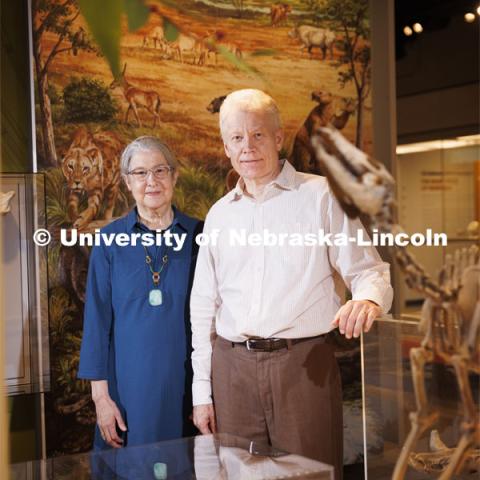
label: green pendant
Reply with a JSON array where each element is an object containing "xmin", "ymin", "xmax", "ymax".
[{"xmin": 149, "ymin": 289, "xmax": 162, "ymax": 306}]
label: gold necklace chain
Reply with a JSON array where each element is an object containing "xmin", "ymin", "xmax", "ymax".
[{"xmin": 144, "ymin": 247, "xmax": 168, "ymax": 286}]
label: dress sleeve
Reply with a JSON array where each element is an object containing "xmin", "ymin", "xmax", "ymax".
[
  {"xmin": 325, "ymin": 187, "xmax": 394, "ymax": 314},
  {"xmin": 78, "ymin": 241, "xmax": 113, "ymax": 380}
]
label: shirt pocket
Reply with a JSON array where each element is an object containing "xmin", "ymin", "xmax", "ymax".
[{"xmin": 111, "ymin": 264, "xmax": 148, "ymax": 303}]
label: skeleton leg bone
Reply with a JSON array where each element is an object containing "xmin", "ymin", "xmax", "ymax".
[
  {"xmin": 393, "ymin": 346, "xmax": 437, "ymax": 479},
  {"xmin": 438, "ymin": 433, "xmax": 475, "ymax": 479},
  {"xmin": 438, "ymin": 355, "xmax": 478, "ymax": 479}
]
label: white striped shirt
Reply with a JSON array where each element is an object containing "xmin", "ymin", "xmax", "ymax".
[{"xmin": 190, "ymin": 160, "xmax": 393, "ymax": 405}]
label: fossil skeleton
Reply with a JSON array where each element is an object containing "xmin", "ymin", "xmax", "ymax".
[
  {"xmin": 311, "ymin": 127, "xmax": 480, "ymax": 479},
  {"xmin": 408, "ymin": 430, "xmax": 480, "ymax": 475}
]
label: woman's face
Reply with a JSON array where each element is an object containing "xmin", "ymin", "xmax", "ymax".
[{"xmin": 124, "ymin": 150, "xmax": 178, "ymax": 213}]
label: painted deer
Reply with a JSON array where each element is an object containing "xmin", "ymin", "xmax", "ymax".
[
  {"xmin": 270, "ymin": 3, "xmax": 292, "ymax": 27},
  {"xmin": 197, "ymin": 30, "xmax": 243, "ymax": 66},
  {"xmin": 311, "ymin": 127, "xmax": 479, "ymax": 479},
  {"xmin": 109, "ymin": 63, "xmax": 161, "ymax": 128},
  {"xmin": 143, "ymin": 25, "xmax": 165, "ymax": 49}
]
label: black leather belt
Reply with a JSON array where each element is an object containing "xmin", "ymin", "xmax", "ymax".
[{"xmin": 231, "ymin": 334, "xmax": 326, "ymax": 352}]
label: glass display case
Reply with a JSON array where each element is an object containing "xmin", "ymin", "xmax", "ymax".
[
  {"xmin": 396, "ymin": 137, "xmax": 480, "ymax": 315},
  {"xmin": 1, "ymin": 173, "xmax": 49, "ymax": 395},
  {"xmin": 361, "ymin": 318, "xmax": 479, "ymax": 479},
  {"xmin": 11, "ymin": 433, "xmax": 334, "ymax": 479}
]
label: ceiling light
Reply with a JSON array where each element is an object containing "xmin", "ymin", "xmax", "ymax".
[
  {"xmin": 412, "ymin": 22, "xmax": 423, "ymax": 33},
  {"xmin": 477, "ymin": 6, "xmax": 480, "ymax": 15},
  {"xmin": 396, "ymin": 135, "xmax": 480, "ymax": 155},
  {"xmin": 464, "ymin": 12, "xmax": 476, "ymax": 22},
  {"xmin": 403, "ymin": 26, "xmax": 413, "ymax": 36}
]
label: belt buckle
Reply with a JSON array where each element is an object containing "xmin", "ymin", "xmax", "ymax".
[{"xmin": 246, "ymin": 339, "xmax": 257, "ymax": 351}]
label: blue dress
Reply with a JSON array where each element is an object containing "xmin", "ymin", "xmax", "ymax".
[{"xmin": 78, "ymin": 207, "xmax": 201, "ymax": 449}]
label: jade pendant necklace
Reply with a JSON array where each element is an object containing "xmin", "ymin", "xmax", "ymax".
[
  {"xmin": 138, "ymin": 211, "xmax": 173, "ymax": 306},
  {"xmin": 144, "ymin": 246, "xmax": 168, "ymax": 306}
]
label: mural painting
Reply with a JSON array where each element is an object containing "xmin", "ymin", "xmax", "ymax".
[{"xmin": 31, "ymin": 0, "xmax": 374, "ymax": 456}]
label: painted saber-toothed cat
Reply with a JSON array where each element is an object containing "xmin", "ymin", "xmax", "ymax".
[{"xmin": 61, "ymin": 127, "xmax": 122, "ymax": 230}]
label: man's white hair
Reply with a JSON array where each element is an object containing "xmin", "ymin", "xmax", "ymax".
[{"xmin": 219, "ymin": 89, "xmax": 282, "ymax": 140}]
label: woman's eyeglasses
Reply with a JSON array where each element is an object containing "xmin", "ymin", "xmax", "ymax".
[{"xmin": 127, "ymin": 165, "xmax": 174, "ymax": 181}]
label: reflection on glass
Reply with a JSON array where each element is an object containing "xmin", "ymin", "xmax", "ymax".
[{"xmin": 11, "ymin": 433, "xmax": 334, "ymax": 479}]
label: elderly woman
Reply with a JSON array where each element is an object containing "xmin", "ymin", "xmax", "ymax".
[{"xmin": 78, "ymin": 136, "xmax": 201, "ymax": 449}]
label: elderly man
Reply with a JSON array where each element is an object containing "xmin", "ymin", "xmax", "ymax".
[{"xmin": 190, "ymin": 89, "xmax": 393, "ymax": 479}]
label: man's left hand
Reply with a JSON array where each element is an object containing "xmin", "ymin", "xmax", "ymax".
[{"xmin": 332, "ymin": 300, "xmax": 382, "ymax": 339}]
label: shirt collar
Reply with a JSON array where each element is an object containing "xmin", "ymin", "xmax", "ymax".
[
  {"xmin": 227, "ymin": 159, "xmax": 297, "ymax": 202},
  {"xmin": 273, "ymin": 159, "xmax": 297, "ymax": 190},
  {"xmin": 127, "ymin": 205, "xmax": 189, "ymax": 233},
  {"xmin": 126, "ymin": 208, "xmax": 139, "ymax": 231},
  {"xmin": 172, "ymin": 206, "xmax": 192, "ymax": 232}
]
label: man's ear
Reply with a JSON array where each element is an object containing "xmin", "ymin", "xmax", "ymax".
[
  {"xmin": 275, "ymin": 128, "xmax": 284, "ymax": 152},
  {"xmin": 223, "ymin": 142, "xmax": 231, "ymax": 159}
]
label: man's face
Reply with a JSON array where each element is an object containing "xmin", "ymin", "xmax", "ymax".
[{"xmin": 223, "ymin": 110, "xmax": 284, "ymax": 185}]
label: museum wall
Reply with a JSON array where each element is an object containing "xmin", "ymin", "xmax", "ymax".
[
  {"xmin": 1, "ymin": 0, "xmax": 41, "ymax": 465},
  {"xmin": 1, "ymin": 0, "xmax": 33, "ymax": 173},
  {"xmin": 393, "ymin": 2, "xmax": 479, "ymax": 314},
  {"xmin": 396, "ymin": 5, "xmax": 479, "ymax": 142}
]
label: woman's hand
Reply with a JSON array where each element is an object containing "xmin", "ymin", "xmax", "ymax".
[{"xmin": 91, "ymin": 380, "xmax": 127, "ymax": 448}]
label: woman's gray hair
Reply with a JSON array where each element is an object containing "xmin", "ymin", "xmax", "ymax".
[
  {"xmin": 219, "ymin": 89, "xmax": 282, "ymax": 140},
  {"xmin": 120, "ymin": 136, "xmax": 179, "ymax": 174}
]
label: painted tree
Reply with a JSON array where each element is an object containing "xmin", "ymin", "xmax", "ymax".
[
  {"xmin": 301, "ymin": 0, "xmax": 328, "ymax": 25},
  {"xmin": 326, "ymin": 0, "xmax": 370, "ymax": 148},
  {"xmin": 32, "ymin": 0, "xmax": 96, "ymax": 166}
]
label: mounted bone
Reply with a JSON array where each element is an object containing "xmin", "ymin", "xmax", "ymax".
[{"xmin": 311, "ymin": 126, "xmax": 394, "ymax": 218}]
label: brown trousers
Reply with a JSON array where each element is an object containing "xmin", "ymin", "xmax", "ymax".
[{"xmin": 212, "ymin": 335, "xmax": 344, "ymax": 480}]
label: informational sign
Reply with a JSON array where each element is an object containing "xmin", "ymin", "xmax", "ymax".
[{"xmin": 397, "ymin": 145, "xmax": 479, "ymax": 305}]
